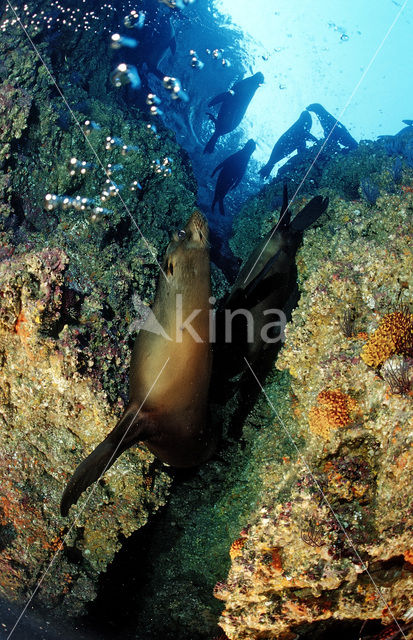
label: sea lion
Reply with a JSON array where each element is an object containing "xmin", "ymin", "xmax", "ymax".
[
  {"xmin": 260, "ymin": 111, "xmax": 317, "ymax": 179},
  {"xmin": 61, "ymin": 212, "xmax": 214, "ymax": 516},
  {"xmin": 306, "ymin": 103, "xmax": 358, "ymax": 150},
  {"xmin": 378, "ymin": 120, "xmax": 413, "ymax": 159},
  {"xmin": 214, "ymin": 185, "xmax": 328, "ymax": 379},
  {"xmin": 211, "ymin": 139, "xmax": 256, "ymax": 216},
  {"xmin": 203, "ymin": 72, "xmax": 264, "ymax": 154}
]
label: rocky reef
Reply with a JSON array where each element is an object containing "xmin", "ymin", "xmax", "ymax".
[
  {"xmin": 0, "ymin": 0, "xmax": 202, "ymax": 620},
  {"xmin": 215, "ymin": 182, "xmax": 413, "ymax": 638},
  {"xmin": 0, "ymin": 245, "xmax": 173, "ymax": 616}
]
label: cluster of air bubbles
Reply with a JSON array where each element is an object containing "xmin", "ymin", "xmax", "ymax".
[
  {"xmin": 145, "ymin": 93, "xmax": 163, "ymax": 116},
  {"xmin": 130, "ymin": 180, "xmax": 143, "ymax": 191},
  {"xmin": 110, "ymin": 63, "xmax": 141, "ymax": 89},
  {"xmin": 105, "ymin": 136, "xmax": 138, "ymax": 154},
  {"xmin": 45, "ymin": 194, "xmax": 110, "ymax": 217},
  {"xmin": 69, "ymin": 157, "xmax": 96, "ymax": 175},
  {"xmin": 146, "ymin": 93, "xmax": 162, "ymax": 106},
  {"xmin": 146, "ymin": 123, "xmax": 160, "ymax": 138},
  {"xmin": 327, "ymin": 22, "xmax": 350, "ymax": 41},
  {"xmin": 110, "ymin": 33, "xmax": 138, "ymax": 49},
  {"xmin": 189, "ymin": 50, "xmax": 204, "ymax": 70},
  {"xmin": 123, "ymin": 9, "xmax": 146, "ymax": 29},
  {"xmin": 158, "ymin": 0, "xmax": 195, "ymax": 9},
  {"xmin": 106, "ymin": 163, "xmax": 123, "ymax": 175},
  {"xmin": 44, "ymin": 111, "xmax": 171, "ymax": 227},
  {"xmin": 83, "ymin": 120, "xmax": 101, "ymax": 136},
  {"xmin": 0, "ymin": 1, "xmax": 128, "ymax": 36},
  {"xmin": 100, "ymin": 180, "xmax": 124, "ymax": 201},
  {"xmin": 205, "ymin": 48, "xmax": 230, "ymax": 67},
  {"xmin": 152, "ymin": 157, "xmax": 173, "ymax": 177},
  {"xmin": 163, "ymin": 76, "xmax": 189, "ymax": 102}
]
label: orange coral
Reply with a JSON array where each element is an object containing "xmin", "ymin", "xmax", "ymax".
[
  {"xmin": 361, "ymin": 310, "xmax": 413, "ymax": 367},
  {"xmin": 308, "ymin": 389, "xmax": 358, "ymax": 439}
]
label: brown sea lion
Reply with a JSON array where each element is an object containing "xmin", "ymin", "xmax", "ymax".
[{"xmin": 61, "ymin": 211, "xmax": 214, "ymax": 517}]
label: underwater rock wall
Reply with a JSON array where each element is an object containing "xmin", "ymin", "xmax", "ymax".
[
  {"xmin": 0, "ymin": 247, "xmax": 172, "ymax": 615},
  {"xmin": 216, "ymin": 185, "xmax": 413, "ymax": 638},
  {"xmin": 0, "ymin": 0, "xmax": 204, "ymax": 618}
]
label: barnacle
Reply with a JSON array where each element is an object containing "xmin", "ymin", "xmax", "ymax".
[
  {"xmin": 361, "ymin": 309, "xmax": 413, "ymax": 368},
  {"xmin": 308, "ymin": 389, "xmax": 358, "ymax": 440}
]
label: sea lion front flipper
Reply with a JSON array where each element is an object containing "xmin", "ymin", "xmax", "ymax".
[
  {"xmin": 208, "ymin": 91, "xmax": 231, "ymax": 107},
  {"xmin": 60, "ymin": 404, "xmax": 154, "ymax": 517}
]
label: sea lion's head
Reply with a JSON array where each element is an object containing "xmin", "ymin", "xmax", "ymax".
[
  {"xmin": 164, "ymin": 211, "xmax": 209, "ymax": 281},
  {"xmin": 306, "ymin": 103, "xmax": 323, "ymax": 114}
]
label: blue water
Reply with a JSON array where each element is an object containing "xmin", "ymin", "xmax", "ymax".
[{"xmin": 124, "ymin": 0, "xmax": 412, "ymax": 221}]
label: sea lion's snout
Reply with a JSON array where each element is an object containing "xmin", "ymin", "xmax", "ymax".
[{"xmin": 186, "ymin": 210, "xmax": 209, "ymax": 247}]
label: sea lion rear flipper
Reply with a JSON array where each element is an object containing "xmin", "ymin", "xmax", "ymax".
[
  {"xmin": 290, "ymin": 196, "xmax": 329, "ymax": 232},
  {"xmin": 60, "ymin": 404, "xmax": 154, "ymax": 517},
  {"xmin": 211, "ymin": 161, "xmax": 225, "ymax": 177},
  {"xmin": 204, "ymin": 130, "xmax": 219, "ymax": 154}
]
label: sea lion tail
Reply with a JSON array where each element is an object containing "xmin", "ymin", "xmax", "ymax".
[
  {"xmin": 203, "ymin": 130, "xmax": 218, "ymax": 154},
  {"xmin": 60, "ymin": 403, "xmax": 151, "ymax": 517}
]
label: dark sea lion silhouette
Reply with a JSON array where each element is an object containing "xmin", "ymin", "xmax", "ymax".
[
  {"xmin": 203, "ymin": 72, "xmax": 264, "ymax": 154},
  {"xmin": 259, "ymin": 110, "xmax": 317, "ymax": 179},
  {"xmin": 211, "ymin": 139, "xmax": 256, "ymax": 216},
  {"xmin": 378, "ymin": 120, "xmax": 413, "ymax": 157},
  {"xmin": 214, "ymin": 185, "xmax": 329, "ymax": 378},
  {"xmin": 306, "ymin": 103, "xmax": 358, "ymax": 150},
  {"xmin": 61, "ymin": 212, "xmax": 214, "ymax": 516}
]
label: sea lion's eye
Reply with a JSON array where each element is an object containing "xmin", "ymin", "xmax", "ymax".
[{"xmin": 177, "ymin": 229, "xmax": 186, "ymax": 239}]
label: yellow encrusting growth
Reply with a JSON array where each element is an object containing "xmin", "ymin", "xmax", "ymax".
[
  {"xmin": 360, "ymin": 310, "xmax": 413, "ymax": 368},
  {"xmin": 229, "ymin": 537, "xmax": 247, "ymax": 560},
  {"xmin": 308, "ymin": 389, "xmax": 358, "ymax": 439}
]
